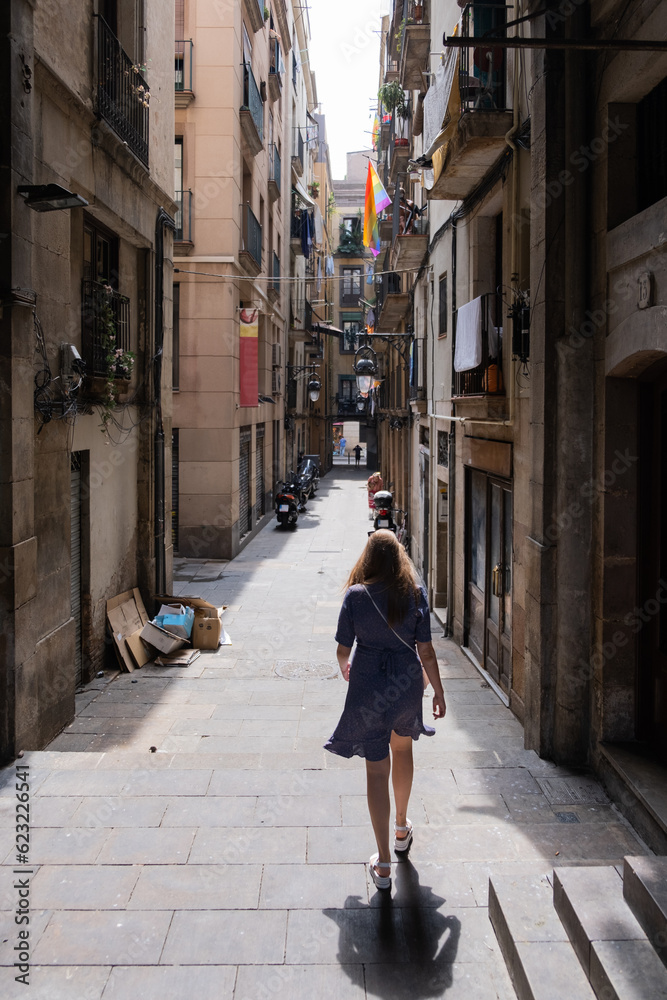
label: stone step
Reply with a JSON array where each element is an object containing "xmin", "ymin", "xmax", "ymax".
[
  {"xmin": 623, "ymin": 855, "xmax": 667, "ymax": 968},
  {"xmin": 489, "ymin": 874, "xmax": 597, "ymax": 1000},
  {"xmin": 553, "ymin": 865, "xmax": 667, "ymax": 1000}
]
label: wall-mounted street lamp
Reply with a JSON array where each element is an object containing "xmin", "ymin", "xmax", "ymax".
[
  {"xmin": 18, "ymin": 184, "xmax": 89, "ymax": 212},
  {"xmin": 353, "ymin": 345, "xmax": 379, "ymax": 394},
  {"xmin": 286, "ymin": 363, "xmax": 322, "ymax": 402}
]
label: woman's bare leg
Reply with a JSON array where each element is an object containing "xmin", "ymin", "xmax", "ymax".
[
  {"xmin": 365, "ymin": 756, "xmax": 391, "ymax": 867},
  {"xmin": 390, "ymin": 732, "xmax": 414, "ymax": 838}
]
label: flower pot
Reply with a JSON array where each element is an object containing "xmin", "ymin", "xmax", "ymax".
[{"xmin": 394, "ymin": 138, "xmax": 409, "ymax": 147}]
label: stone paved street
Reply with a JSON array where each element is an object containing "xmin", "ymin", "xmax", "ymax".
[{"xmin": 0, "ymin": 466, "xmax": 649, "ymax": 998}]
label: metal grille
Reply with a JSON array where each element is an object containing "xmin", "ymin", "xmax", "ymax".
[
  {"xmin": 256, "ymin": 424, "xmax": 265, "ymax": 516},
  {"xmin": 81, "ymin": 279, "xmax": 131, "ymax": 377},
  {"xmin": 239, "ymin": 429, "xmax": 251, "ymax": 537},
  {"xmin": 96, "ymin": 15, "xmax": 150, "ymax": 165},
  {"xmin": 242, "ymin": 61, "xmax": 264, "ymax": 140},
  {"xmin": 70, "ymin": 453, "xmax": 83, "ymax": 685},
  {"xmin": 171, "ymin": 430, "xmax": 179, "ymax": 550}
]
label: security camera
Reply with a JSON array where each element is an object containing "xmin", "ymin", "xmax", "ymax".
[{"xmin": 61, "ymin": 343, "xmax": 86, "ymax": 376}]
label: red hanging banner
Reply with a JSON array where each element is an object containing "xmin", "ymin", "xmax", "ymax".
[{"xmin": 239, "ymin": 307, "xmax": 259, "ymax": 407}]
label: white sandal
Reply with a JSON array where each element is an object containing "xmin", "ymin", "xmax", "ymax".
[
  {"xmin": 394, "ymin": 819, "xmax": 413, "ymax": 853},
  {"xmin": 369, "ymin": 853, "xmax": 391, "ymax": 890}
]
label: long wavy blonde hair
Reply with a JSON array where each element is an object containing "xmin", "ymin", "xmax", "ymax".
[{"xmin": 345, "ymin": 529, "xmax": 419, "ymax": 626}]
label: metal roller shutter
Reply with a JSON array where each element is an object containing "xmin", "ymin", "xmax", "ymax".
[
  {"xmin": 172, "ymin": 429, "xmax": 179, "ymax": 551},
  {"xmin": 256, "ymin": 424, "xmax": 265, "ymax": 516},
  {"xmin": 240, "ymin": 427, "xmax": 251, "ymax": 536},
  {"xmin": 70, "ymin": 453, "xmax": 83, "ymax": 685}
]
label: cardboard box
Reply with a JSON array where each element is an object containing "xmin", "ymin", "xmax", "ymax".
[
  {"xmin": 192, "ymin": 616, "xmax": 223, "ymax": 649},
  {"xmin": 106, "ymin": 588, "xmax": 149, "ymax": 672},
  {"xmin": 140, "ymin": 621, "xmax": 187, "ymax": 655},
  {"xmin": 155, "ymin": 605, "xmax": 195, "ymax": 639}
]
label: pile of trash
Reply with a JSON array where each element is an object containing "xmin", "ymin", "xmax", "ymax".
[{"xmin": 106, "ymin": 591, "xmax": 230, "ymax": 671}]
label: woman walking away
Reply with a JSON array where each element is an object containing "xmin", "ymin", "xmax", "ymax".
[{"xmin": 324, "ymin": 530, "xmax": 446, "ymax": 891}]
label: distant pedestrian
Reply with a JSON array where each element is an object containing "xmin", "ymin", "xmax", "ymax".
[
  {"xmin": 353, "ymin": 444, "xmax": 362, "ymax": 466},
  {"xmin": 324, "ymin": 530, "xmax": 446, "ymax": 892},
  {"xmin": 339, "ymin": 436, "xmax": 347, "ymax": 457}
]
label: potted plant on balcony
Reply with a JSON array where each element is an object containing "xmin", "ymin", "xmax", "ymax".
[
  {"xmin": 97, "ymin": 285, "xmax": 135, "ymax": 434},
  {"xmin": 378, "ymin": 81, "xmax": 409, "ymax": 145},
  {"xmin": 308, "ymin": 180, "xmax": 320, "ymax": 199}
]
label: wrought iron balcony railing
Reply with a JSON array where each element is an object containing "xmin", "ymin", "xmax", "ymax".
[
  {"xmin": 270, "ymin": 143, "xmax": 281, "ymax": 190},
  {"xmin": 175, "ymin": 39, "xmax": 193, "ymax": 92},
  {"xmin": 241, "ymin": 203, "xmax": 262, "ymax": 268},
  {"xmin": 175, "ymin": 189, "xmax": 192, "ymax": 242},
  {"xmin": 81, "ymin": 279, "xmax": 131, "ymax": 378},
  {"xmin": 242, "ymin": 62, "xmax": 264, "ymax": 142},
  {"xmin": 272, "ymin": 252, "xmax": 280, "ymax": 291},
  {"xmin": 452, "ymin": 292, "xmax": 504, "ymax": 397},
  {"xmin": 459, "ymin": 3, "xmax": 510, "ymax": 112},
  {"xmin": 96, "ymin": 15, "xmax": 149, "ymax": 166},
  {"xmin": 292, "ymin": 128, "xmax": 304, "ymax": 170}
]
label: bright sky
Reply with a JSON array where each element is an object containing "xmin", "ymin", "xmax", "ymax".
[{"xmin": 306, "ymin": 0, "xmax": 390, "ymax": 179}]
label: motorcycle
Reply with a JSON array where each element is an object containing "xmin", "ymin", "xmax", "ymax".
[
  {"xmin": 297, "ymin": 457, "xmax": 319, "ymax": 498},
  {"xmin": 274, "ymin": 480, "xmax": 300, "ymax": 528},
  {"xmin": 369, "ymin": 488, "xmax": 409, "ymax": 549}
]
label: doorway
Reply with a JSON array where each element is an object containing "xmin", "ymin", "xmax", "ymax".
[
  {"xmin": 638, "ymin": 368, "xmax": 667, "ymax": 759},
  {"xmin": 465, "ymin": 469, "xmax": 513, "ymax": 694}
]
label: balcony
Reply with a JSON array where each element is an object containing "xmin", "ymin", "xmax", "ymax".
[
  {"xmin": 389, "ymin": 110, "xmax": 412, "ymax": 187},
  {"xmin": 81, "ymin": 279, "xmax": 131, "ymax": 378},
  {"xmin": 428, "ymin": 3, "xmax": 512, "ymax": 201},
  {"xmin": 269, "ymin": 36, "xmax": 283, "ymax": 101},
  {"xmin": 291, "ymin": 128, "xmax": 304, "ymax": 177},
  {"xmin": 239, "ymin": 203, "xmax": 262, "ymax": 275},
  {"xmin": 243, "ymin": 0, "xmax": 266, "ymax": 34},
  {"xmin": 399, "ymin": 0, "xmax": 430, "ymax": 90},
  {"xmin": 268, "ymin": 252, "xmax": 280, "ymax": 301},
  {"xmin": 175, "ymin": 40, "xmax": 194, "ymax": 107},
  {"xmin": 452, "ymin": 293, "xmax": 504, "ymax": 399},
  {"xmin": 96, "ymin": 15, "xmax": 149, "ymax": 166},
  {"xmin": 268, "ymin": 144, "xmax": 281, "ymax": 202},
  {"xmin": 174, "ymin": 189, "xmax": 193, "ymax": 250},
  {"xmin": 272, "ymin": 0, "xmax": 291, "ymax": 55},
  {"xmin": 384, "ymin": 59, "xmax": 399, "ymax": 85},
  {"xmin": 240, "ymin": 62, "xmax": 264, "ymax": 157},
  {"xmin": 376, "ymin": 271, "xmax": 409, "ymax": 332},
  {"xmin": 391, "ymin": 215, "xmax": 428, "ymax": 271}
]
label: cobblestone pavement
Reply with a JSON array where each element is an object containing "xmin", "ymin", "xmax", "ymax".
[{"xmin": 0, "ymin": 466, "xmax": 648, "ymax": 998}]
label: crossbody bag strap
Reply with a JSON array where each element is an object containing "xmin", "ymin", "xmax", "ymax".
[{"xmin": 362, "ymin": 585, "xmax": 415, "ymax": 653}]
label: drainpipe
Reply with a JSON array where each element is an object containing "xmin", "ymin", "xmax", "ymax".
[
  {"xmin": 154, "ymin": 207, "xmax": 176, "ymax": 597},
  {"xmin": 502, "ymin": 0, "xmax": 522, "ymax": 433}
]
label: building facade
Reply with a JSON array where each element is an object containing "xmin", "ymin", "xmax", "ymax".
[
  {"xmin": 0, "ymin": 0, "xmax": 176, "ymax": 759},
  {"xmin": 373, "ymin": 0, "xmax": 667, "ymax": 846}
]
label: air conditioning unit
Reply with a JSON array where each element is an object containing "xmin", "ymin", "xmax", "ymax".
[
  {"xmin": 271, "ymin": 369, "xmax": 282, "ymax": 395},
  {"xmin": 272, "ymin": 342, "xmax": 282, "ymax": 367}
]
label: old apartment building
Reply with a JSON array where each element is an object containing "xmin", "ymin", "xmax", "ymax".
[
  {"xmin": 0, "ymin": 0, "xmax": 176, "ymax": 758},
  {"xmin": 368, "ymin": 0, "xmax": 667, "ymax": 845}
]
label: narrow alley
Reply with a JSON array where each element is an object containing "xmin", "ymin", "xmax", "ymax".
[{"xmin": 0, "ymin": 467, "xmax": 648, "ymax": 999}]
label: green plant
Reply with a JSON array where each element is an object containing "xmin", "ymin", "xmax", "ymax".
[
  {"xmin": 327, "ymin": 191, "xmax": 336, "ymax": 220},
  {"xmin": 378, "ymin": 80, "xmax": 408, "ymax": 117},
  {"xmin": 308, "ymin": 180, "xmax": 320, "ymax": 198},
  {"xmin": 264, "ymin": 5, "xmax": 269, "ymax": 20},
  {"xmin": 98, "ymin": 285, "xmax": 135, "ymax": 433},
  {"xmin": 395, "ymin": 17, "xmax": 406, "ymax": 55}
]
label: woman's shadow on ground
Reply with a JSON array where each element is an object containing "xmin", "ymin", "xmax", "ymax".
[{"xmin": 324, "ymin": 858, "xmax": 461, "ymax": 998}]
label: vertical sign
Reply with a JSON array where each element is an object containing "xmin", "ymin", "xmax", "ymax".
[{"xmin": 240, "ymin": 307, "xmax": 259, "ymax": 407}]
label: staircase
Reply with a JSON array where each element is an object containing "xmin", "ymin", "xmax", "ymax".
[{"xmin": 489, "ymin": 857, "xmax": 667, "ymax": 1000}]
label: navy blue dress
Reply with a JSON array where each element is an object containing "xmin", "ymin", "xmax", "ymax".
[{"xmin": 324, "ymin": 582, "xmax": 435, "ymax": 761}]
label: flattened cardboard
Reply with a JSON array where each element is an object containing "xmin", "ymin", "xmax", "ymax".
[
  {"xmin": 106, "ymin": 588, "xmax": 149, "ymax": 673},
  {"xmin": 154, "ymin": 648, "xmax": 201, "ymax": 667},
  {"xmin": 126, "ymin": 630, "xmax": 152, "ymax": 669}
]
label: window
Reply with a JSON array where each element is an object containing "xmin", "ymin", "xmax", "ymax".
[
  {"xmin": 339, "ymin": 376, "xmax": 355, "ymax": 400},
  {"xmin": 438, "ymin": 273, "xmax": 448, "ymax": 337},
  {"xmin": 340, "ymin": 319, "xmax": 362, "ymax": 353},
  {"xmin": 82, "ymin": 218, "xmax": 129, "ymax": 376},
  {"xmin": 174, "ymin": 138, "xmax": 183, "ymax": 197},
  {"xmin": 638, "ymin": 77, "xmax": 667, "ymax": 213},
  {"xmin": 341, "ymin": 216, "xmax": 361, "ymax": 239},
  {"xmin": 340, "ymin": 267, "xmax": 361, "ymax": 305},
  {"xmin": 172, "ymin": 283, "xmax": 180, "ymax": 390}
]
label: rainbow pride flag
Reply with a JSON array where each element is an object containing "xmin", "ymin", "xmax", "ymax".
[{"xmin": 363, "ymin": 161, "xmax": 391, "ymax": 258}]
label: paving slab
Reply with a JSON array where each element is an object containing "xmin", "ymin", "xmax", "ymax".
[{"xmin": 0, "ymin": 466, "xmax": 654, "ymax": 995}]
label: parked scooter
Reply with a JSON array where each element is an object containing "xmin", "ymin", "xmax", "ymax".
[
  {"xmin": 369, "ymin": 488, "xmax": 409, "ymax": 549},
  {"xmin": 297, "ymin": 457, "xmax": 319, "ymax": 498},
  {"xmin": 274, "ymin": 479, "xmax": 300, "ymax": 528}
]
